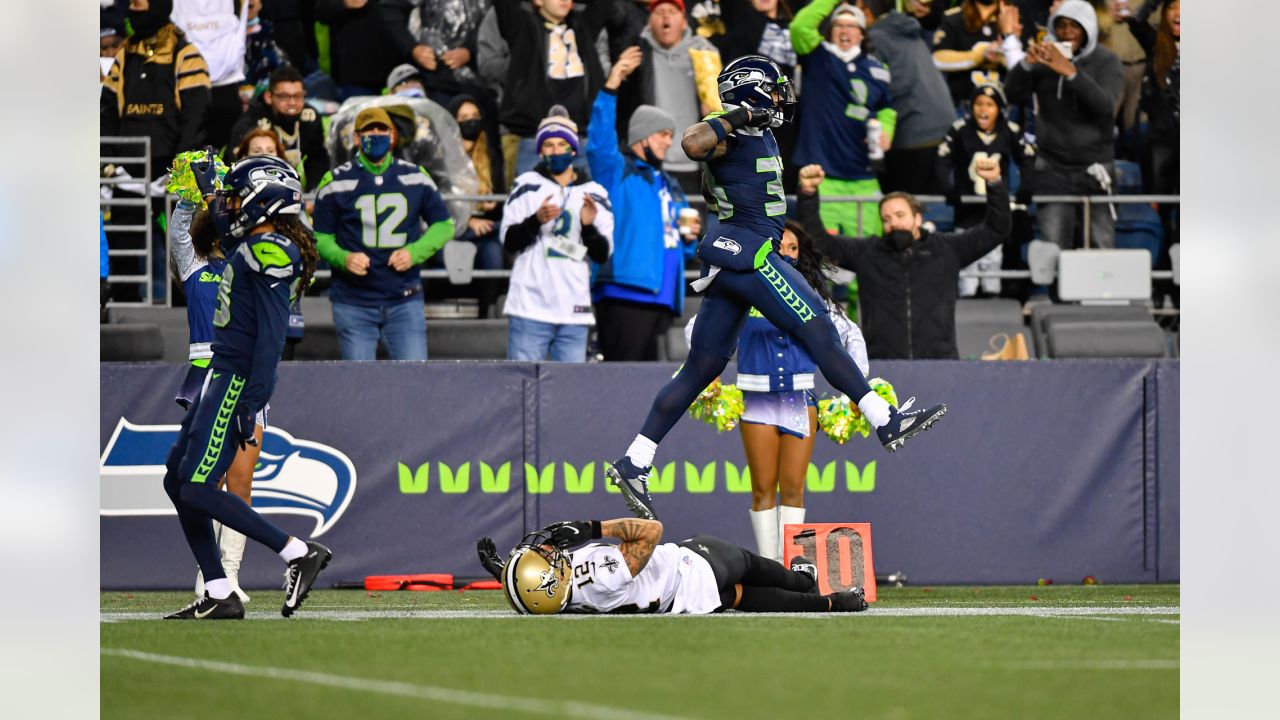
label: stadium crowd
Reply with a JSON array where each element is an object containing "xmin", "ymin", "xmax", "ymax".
[{"xmin": 100, "ymin": 0, "xmax": 1180, "ymax": 361}]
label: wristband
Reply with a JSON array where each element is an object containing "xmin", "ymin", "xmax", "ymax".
[
  {"xmin": 708, "ymin": 116, "xmax": 728, "ymax": 144},
  {"xmin": 722, "ymin": 107, "xmax": 752, "ymax": 131},
  {"xmin": 590, "ymin": 520, "xmax": 603, "ymax": 539}
]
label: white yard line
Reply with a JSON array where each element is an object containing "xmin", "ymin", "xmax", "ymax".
[
  {"xmin": 101, "ymin": 648, "xmax": 694, "ymax": 720},
  {"xmin": 101, "ymin": 605, "xmax": 1180, "ymax": 622},
  {"xmin": 975, "ymin": 658, "xmax": 1179, "ymax": 671}
]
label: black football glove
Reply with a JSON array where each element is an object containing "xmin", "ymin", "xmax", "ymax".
[
  {"xmin": 540, "ymin": 520, "xmax": 601, "ymax": 549},
  {"xmin": 476, "ymin": 537, "xmax": 504, "ymax": 580},
  {"xmin": 233, "ymin": 405, "xmax": 258, "ymax": 450},
  {"xmin": 190, "ymin": 146, "xmax": 221, "ymax": 199},
  {"xmin": 746, "ymin": 107, "xmax": 774, "ymax": 128}
]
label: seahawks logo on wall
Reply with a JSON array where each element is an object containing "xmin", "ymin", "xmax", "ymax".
[{"xmin": 100, "ymin": 418, "xmax": 357, "ymax": 536}]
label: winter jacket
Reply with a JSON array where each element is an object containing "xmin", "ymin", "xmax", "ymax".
[
  {"xmin": 1004, "ymin": 1, "xmax": 1124, "ymax": 167},
  {"xmin": 227, "ymin": 96, "xmax": 330, "ymax": 190},
  {"xmin": 380, "ymin": 0, "xmax": 487, "ymax": 94},
  {"xmin": 865, "ymin": 11, "xmax": 954, "ymax": 149},
  {"xmin": 796, "ymin": 180, "xmax": 1012, "ymax": 359},
  {"xmin": 1122, "ymin": 15, "xmax": 1178, "ymax": 143},
  {"xmin": 316, "ymin": 0, "xmax": 400, "ymax": 90}
]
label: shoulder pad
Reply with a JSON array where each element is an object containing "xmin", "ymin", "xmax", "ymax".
[
  {"xmin": 952, "ymin": 118, "xmax": 967, "ymax": 130},
  {"xmin": 239, "ymin": 233, "xmax": 300, "ymax": 279}
]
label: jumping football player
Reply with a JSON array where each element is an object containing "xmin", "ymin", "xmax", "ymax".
[
  {"xmin": 606, "ymin": 55, "xmax": 948, "ymax": 521},
  {"xmin": 161, "ymin": 154, "xmax": 331, "ymax": 620},
  {"xmin": 478, "ymin": 518, "xmax": 868, "ymax": 615}
]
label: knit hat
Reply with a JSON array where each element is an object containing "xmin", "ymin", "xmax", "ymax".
[
  {"xmin": 971, "ymin": 82, "xmax": 1007, "ymax": 113},
  {"xmin": 386, "ymin": 64, "xmax": 423, "ymax": 92},
  {"xmin": 627, "ymin": 105, "xmax": 677, "ymax": 147},
  {"xmin": 535, "ymin": 105, "xmax": 580, "ymax": 153},
  {"xmin": 830, "ymin": 3, "xmax": 866, "ymax": 29}
]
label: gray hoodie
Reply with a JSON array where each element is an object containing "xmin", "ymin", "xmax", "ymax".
[
  {"xmin": 866, "ymin": 11, "xmax": 955, "ymax": 149},
  {"xmin": 639, "ymin": 26, "xmax": 719, "ymax": 173},
  {"xmin": 1004, "ymin": 0, "xmax": 1123, "ymax": 167}
]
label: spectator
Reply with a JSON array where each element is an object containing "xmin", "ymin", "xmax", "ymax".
[
  {"xmin": 315, "ymin": 0, "xmax": 400, "ymax": 100},
  {"xmin": 450, "ymin": 93, "xmax": 506, "ymax": 317},
  {"xmin": 101, "ymin": 0, "xmax": 212, "ymax": 180},
  {"xmin": 1122, "ymin": 0, "xmax": 1178, "ymax": 234},
  {"xmin": 795, "ymin": 160, "xmax": 1011, "ymax": 359},
  {"xmin": 313, "ymin": 107, "xmax": 456, "ymax": 360},
  {"xmin": 1101, "ymin": 1, "xmax": 1147, "ymax": 157},
  {"xmin": 589, "ymin": 48, "xmax": 697, "ymax": 362},
  {"xmin": 905, "ymin": 0, "xmax": 943, "ymax": 41},
  {"xmin": 243, "ymin": 0, "xmax": 288, "ymax": 101},
  {"xmin": 172, "ymin": 0, "xmax": 250, "ymax": 151},
  {"xmin": 1004, "ymin": 0, "xmax": 1123, "ymax": 250},
  {"xmin": 380, "ymin": 0, "xmax": 488, "ymax": 106},
  {"xmin": 791, "ymin": 2, "xmax": 893, "ymax": 237},
  {"xmin": 385, "ymin": 63, "xmax": 427, "ymax": 97},
  {"xmin": 937, "ymin": 82, "xmax": 1036, "ymax": 297},
  {"xmin": 227, "ymin": 65, "xmax": 330, "ymax": 191},
  {"xmin": 257, "ymin": 0, "xmax": 314, "ymax": 71},
  {"xmin": 931, "ymin": 0, "xmax": 1009, "ymax": 111},
  {"xmin": 493, "ymin": 0, "xmax": 617, "ymax": 177},
  {"xmin": 618, "ymin": 0, "xmax": 722, "ymax": 192},
  {"xmin": 860, "ymin": 0, "xmax": 955, "ymax": 194},
  {"xmin": 501, "ymin": 107, "xmax": 614, "ymax": 362},
  {"xmin": 100, "ymin": 14, "xmax": 126, "ymax": 75}
]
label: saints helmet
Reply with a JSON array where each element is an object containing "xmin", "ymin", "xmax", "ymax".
[
  {"xmin": 501, "ymin": 531, "xmax": 573, "ymax": 615},
  {"xmin": 220, "ymin": 155, "xmax": 303, "ymax": 238},
  {"xmin": 717, "ymin": 55, "xmax": 796, "ymax": 128}
]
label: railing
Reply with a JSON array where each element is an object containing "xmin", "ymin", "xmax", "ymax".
[{"xmin": 99, "ymin": 137, "xmax": 153, "ymax": 306}]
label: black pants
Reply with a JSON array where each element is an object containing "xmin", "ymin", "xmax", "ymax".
[
  {"xmin": 679, "ymin": 535, "xmax": 817, "ymax": 611},
  {"xmin": 595, "ymin": 299, "xmax": 673, "ymax": 361}
]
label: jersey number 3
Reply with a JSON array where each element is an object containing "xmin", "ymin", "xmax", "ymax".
[{"xmin": 212, "ymin": 264, "xmax": 234, "ymax": 327}]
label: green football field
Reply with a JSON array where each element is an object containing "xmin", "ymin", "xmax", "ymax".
[{"xmin": 101, "ymin": 584, "xmax": 1178, "ymax": 719}]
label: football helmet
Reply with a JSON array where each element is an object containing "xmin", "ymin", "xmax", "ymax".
[
  {"xmin": 501, "ymin": 531, "xmax": 573, "ymax": 615},
  {"xmin": 717, "ymin": 55, "xmax": 796, "ymax": 128},
  {"xmin": 218, "ymin": 155, "xmax": 303, "ymax": 238}
]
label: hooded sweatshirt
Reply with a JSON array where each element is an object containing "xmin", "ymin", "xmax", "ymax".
[
  {"xmin": 1003, "ymin": 0, "xmax": 1123, "ymax": 168},
  {"xmin": 865, "ymin": 11, "xmax": 955, "ymax": 149},
  {"xmin": 625, "ymin": 26, "xmax": 722, "ymax": 173}
]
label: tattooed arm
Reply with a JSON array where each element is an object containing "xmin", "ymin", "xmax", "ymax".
[
  {"xmin": 680, "ymin": 107, "xmax": 770, "ymax": 163},
  {"xmin": 601, "ymin": 518, "xmax": 663, "ymax": 577}
]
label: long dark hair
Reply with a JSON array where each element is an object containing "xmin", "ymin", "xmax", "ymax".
[
  {"xmin": 170, "ymin": 206, "xmax": 224, "ymax": 288},
  {"xmin": 269, "ymin": 215, "xmax": 318, "ymax": 300},
  {"xmin": 1152, "ymin": 1, "xmax": 1179, "ymax": 90},
  {"xmin": 784, "ymin": 220, "xmax": 841, "ymax": 312}
]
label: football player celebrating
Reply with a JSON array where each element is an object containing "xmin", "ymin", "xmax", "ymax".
[
  {"xmin": 161, "ymin": 154, "xmax": 332, "ymax": 620},
  {"xmin": 478, "ymin": 519, "xmax": 868, "ymax": 615},
  {"xmin": 605, "ymin": 55, "xmax": 948, "ymax": 521}
]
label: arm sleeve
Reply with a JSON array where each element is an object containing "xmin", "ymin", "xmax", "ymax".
[
  {"xmin": 168, "ymin": 201, "xmax": 202, "ymax": 282},
  {"xmin": 936, "ymin": 124, "xmax": 960, "ymax": 199},
  {"xmin": 315, "ymin": 231, "xmax": 348, "ymax": 267},
  {"xmin": 407, "ymin": 182, "xmax": 456, "ymax": 264},
  {"xmin": 379, "ymin": 0, "xmax": 421, "ymax": 62},
  {"xmin": 795, "ymin": 191, "xmax": 867, "ymax": 271},
  {"xmin": 175, "ymin": 45, "xmax": 213, "ymax": 152},
  {"xmin": 949, "ymin": 179, "xmax": 1012, "ymax": 266},
  {"xmin": 1123, "ymin": 17, "xmax": 1156, "ymax": 53},
  {"xmin": 1062, "ymin": 54, "xmax": 1124, "ymax": 119},
  {"xmin": 790, "ymin": 0, "xmax": 840, "ymax": 56},
  {"xmin": 503, "ymin": 212, "xmax": 543, "ymax": 255},
  {"xmin": 1002, "ymin": 60, "xmax": 1035, "ymax": 105},
  {"xmin": 582, "ymin": 188, "xmax": 614, "ymax": 264},
  {"xmin": 586, "ymin": 89, "xmax": 624, "ymax": 192}
]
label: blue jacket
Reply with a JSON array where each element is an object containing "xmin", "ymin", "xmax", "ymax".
[{"xmin": 587, "ymin": 89, "xmax": 695, "ymax": 313}]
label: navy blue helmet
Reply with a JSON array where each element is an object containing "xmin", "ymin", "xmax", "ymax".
[
  {"xmin": 717, "ymin": 55, "xmax": 796, "ymax": 128},
  {"xmin": 220, "ymin": 155, "xmax": 303, "ymax": 238}
]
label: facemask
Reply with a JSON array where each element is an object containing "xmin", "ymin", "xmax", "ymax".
[
  {"xmin": 458, "ymin": 119, "xmax": 483, "ymax": 141},
  {"xmin": 361, "ymin": 133, "xmax": 392, "ymax": 160},
  {"xmin": 127, "ymin": 8, "xmax": 169, "ymax": 39},
  {"xmin": 396, "ymin": 87, "xmax": 426, "ymax": 99},
  {"xmin": 642, "ymin": 144, "xmax": 661, "ymax": 167},
  {"xmin": 542, "ymin": 151, "xmax": 575, "ymax": 175},
  {"xmin": 886, "ymin": 229, "xmax": 914, "ymax": 251},
  {"xmin": 780, "ymin": 254, "xmax": 798, "ymax": 267}
]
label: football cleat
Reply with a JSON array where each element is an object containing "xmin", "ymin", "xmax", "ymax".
[
  {"xmin": 877, "ymin": 397, "xmax": 948, "ymax": 452},
  {"xmin": 607, "ymin": 456, "xmax": 658, "ymax": 520},
  {"xmin": 281, "ymin": 541, "xmax": 332, "ymax": 617},
  {"xmin": 789, "ymin": 555, "xmax": 818, "ymax": 591},
  {"xmin": 828, "ymin": 586, "xmax": 869, "ymax": 613},
  {"xmin": 164, "ymin": 592, "xmax": 245, "ymax": 620}
]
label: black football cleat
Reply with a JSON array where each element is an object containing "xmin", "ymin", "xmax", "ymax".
[
  {"xmin": 281, "ymin": 541, "xmax": 332, "ymax": 618},
  {"xmin": 164, "ymin": 593, "xmax": 245, "ymax": 620},
  {"xmin": 607, "ymin": 456, "xmax": 658, "ymax": 520},
  {"xmin": 828, "ymin": 586, "xmax": 869, "ymax": 612},
  {"xmin": 789, "ymin": 555, "xmax": 818, "ymax": 591},
  {"xmin": 877, "ymin": 397, "xmax": 947, "ymax": 452}
]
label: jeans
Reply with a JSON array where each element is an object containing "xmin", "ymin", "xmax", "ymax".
[
  {"xmin": 507, "ymin": 315, "xmax": 588, "ymax": 362},
  {"xmin": 1035, "ymin": 156, "xmax": 1116, "ymax": 250},
  {"xmin": 332, "ymin": 299, "xmax": 428, "ymax": 360}
]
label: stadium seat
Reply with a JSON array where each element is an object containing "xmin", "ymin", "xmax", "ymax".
[
  {"xmin": 101, "ymin": 323, "xmax": 164, "ymax": 361},
  {"xmin": 108, "ymin": 306, "xmax": 189, "ymax": 362},
  {"xmin": 442, "ymin": 240, "xmax": 478, "ymax": 285},
  {"xmin": 1028, "ymin": 303, "xmax": 1155, "ymax": 358},
  {"xmin": 1113, "ymin": 160, "xmax": 1143, "ymax": 194},
  {"xmin": 954, "ymin": 299, "xmax": 1029, "ymax": 360},
  {"xmin": 1113, "ymin": 203, "xmax": 1164, "ymax": 266},
  {"xmin": 427, "ymin": 319, "xmax": 509, "ymax": 359},
  {"xmin": 1045, "ymin": 319, "xmax": 1168, "ymax": 358}
]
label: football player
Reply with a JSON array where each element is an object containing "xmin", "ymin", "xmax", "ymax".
[
  {"xmin": 478, "ymin": 519, "xmax": 868, "ymax": 615},
  {"xmin": 605, "ymin": 55, "xmax": 948, "ymax": 521},
  {"xmin": 160, "ymin": 154, "xmax": 332, "ymax": 620}
]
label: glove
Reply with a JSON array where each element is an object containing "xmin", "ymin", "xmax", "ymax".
[
  {"xmin": 233, "ymin": 405, "xmax": 259, "ymax": 450},
  {"xmin": 540, "ymin": 520, "xmax": 601, "ymax": 549},
  {"xmin": 746, "ymin": 107, "xmax": 774, "ymax": 128},
  {"xmin": 190, "ymin": 146, "xmax": 222, "ymax": 199},
  {"xmin": 476, "ymin": 537, "xmax": 505, "ymax": 580}
]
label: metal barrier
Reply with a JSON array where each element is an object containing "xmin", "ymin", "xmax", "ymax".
[{"xmin": 99, "ymin": 137, "xmax": 153, "ymax": 306}]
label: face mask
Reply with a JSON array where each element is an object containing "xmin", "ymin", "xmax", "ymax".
[
  {"xmin": 127, "ymin": 9, "xmax": 168, "ymax": 39},
  {"xmin": 542, "ymin": 151, "xmax": 575, "ymax": 175},
  {"xmin": 780, "ymin": 254, "xmax": 798, "ymax": 267},
  {"xmin": 395, "ymin": 87, "xmax": 426, "ymax": 99},
  {"xmin": 886, "ymin": 229, "xmax": 914, "ymax": 251},
  {"xmin": 642, "ymin": 144, "xmax": 662, "ymax": 167},
  {"xmin": 458, "ymin": 119, "xmax": 483, "ymax": 141},
  {"xmin": 361, "ymin": 133, "xmax": 392, "ymax": 160}
]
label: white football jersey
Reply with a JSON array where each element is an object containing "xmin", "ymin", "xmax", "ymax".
[
  {"xmin": 501, "ymin": 171, "xmax": 614, "ymax": 326},
  {"xmin": 564, "ymin": 543, "xmax": 722, "ymax": 615}
]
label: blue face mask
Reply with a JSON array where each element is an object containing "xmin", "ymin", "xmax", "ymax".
[
  {"xmin": 780, "ymin": 254, "xmax": 798, "ymax": 267},
  {"xmin": 542, "ymin": 151, "xmax": 575, "ymax": 175},
  {"xmin": 361, "ymin": 133, "xmax": 392, "ymax": 160}
]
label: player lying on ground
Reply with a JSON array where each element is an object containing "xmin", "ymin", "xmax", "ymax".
[
  {"xmin": 606, "ymin": 55, "xmax": 947, "ymax": 522},
  {"xmin": 477, "ymin": 518, "xmax": 868, "ymax": 615},
  {"xmin": 160, "ymin": 153, "xmax": 332, "ymax": 620}
]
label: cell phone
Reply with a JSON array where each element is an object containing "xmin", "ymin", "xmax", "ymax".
[{"xmin": 1052, "ymin": 40, "xmax": 1073, "ymax": 59}]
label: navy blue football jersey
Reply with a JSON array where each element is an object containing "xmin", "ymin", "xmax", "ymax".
[
  {"xmin": 209, "ymin": 231, "xmax": 302, "ymax": 413},
  {"xmin": 703, "ymin": 124, "xmax": 787, "ymax": 241}
]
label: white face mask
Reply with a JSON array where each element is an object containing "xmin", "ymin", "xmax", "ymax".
[{"xmin": 395, "ymin": 87, "xmax": 426, "ymax": 99}]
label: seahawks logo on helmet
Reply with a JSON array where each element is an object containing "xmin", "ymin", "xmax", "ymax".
[
  {"xmin": 222, "ymin": 156, "xmax": 304, "ymax": 237},
  {"xmin": 717, "ymin": 55, "xmax": 796, "ymax": 128}
]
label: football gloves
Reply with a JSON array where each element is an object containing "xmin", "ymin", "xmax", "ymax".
[
  {"xmin": 476, "ymin": 537, "xmax": 504, "ymax": 580},
  {"xmin": 190, "ymin": 146, "xmax": 222, "ymax": 199},
  {"xmin": 234, "ymin": 405, "xmax": 259, "ymax": 450},
  {"xmin": 539, "ymin": 520, "xmax": 601, "ymax": 549}
]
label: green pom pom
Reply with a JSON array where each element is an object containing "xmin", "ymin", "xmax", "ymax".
[
  {"xmin": 688, "ymin": 379, "xmax": 745, "ymax": 433},
  {"xmin": 166, "ymin": 150, "xmax": 228, "ymax": 208},
  {"xmin": 817, "ymin": 378, "xmax": 899, "ymax": 444}
]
